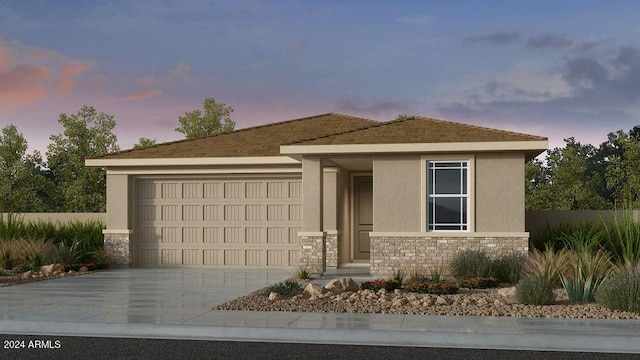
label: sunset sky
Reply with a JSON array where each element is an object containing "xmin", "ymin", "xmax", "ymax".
[{"xmin": 1, "ymin": 1, "xmax": 639, "ymax": 157}]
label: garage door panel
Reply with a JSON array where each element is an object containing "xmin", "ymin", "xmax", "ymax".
[
  {"xmin": 182, "ymin": 227, "xmax": 201, "ymax": 243},
  {"xmin": 136, "ymin": 178, "xmax": 301, "ymax": 268},
  {"xmin": 203, "ymin": 227, "xmax": 222, "ymax": 243}
]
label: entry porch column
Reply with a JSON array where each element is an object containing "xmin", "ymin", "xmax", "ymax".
[{"xmin": 299, "ymin": 156, "xmax": 326, "ymax": 274}]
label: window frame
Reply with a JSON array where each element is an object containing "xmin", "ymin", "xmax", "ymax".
[{"xmin": 421, "ymin": 155, "xmax": 474, "ymax": 232}]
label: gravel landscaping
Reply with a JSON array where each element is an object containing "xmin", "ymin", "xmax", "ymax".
[{"xmin": 215, "ymin": 280, "xmax": 640, "ymax": 320}]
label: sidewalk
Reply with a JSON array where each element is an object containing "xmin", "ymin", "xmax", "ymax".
[{"xmin": 1, "ymin": 311, "xmax": 639, "ymax": 354}]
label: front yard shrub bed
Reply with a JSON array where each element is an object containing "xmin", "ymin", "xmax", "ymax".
[
  {"xmin": 515, "ymin": 276, "xmax": 556, "ymax": 305},
  {"xmin": 404, "ymin": 280, "xmax": 459, "ymax": 295},
  {"xmin": 457, "ymin": 277, "xmax": 499, "ymax": 289},
  {"xmin": 360, "ymin": 279, "xmax": 401, "ymax": 292}
]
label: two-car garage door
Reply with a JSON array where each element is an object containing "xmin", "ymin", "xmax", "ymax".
[{"xmin": 135, "ymin": 176, "xmax": 302, "ymax": 268}]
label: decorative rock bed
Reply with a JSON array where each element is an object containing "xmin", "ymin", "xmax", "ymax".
[{"xmin": 215, "ymin": 278, "xmax": 640, "ymax": 320}]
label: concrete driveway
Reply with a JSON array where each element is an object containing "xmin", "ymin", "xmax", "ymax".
[{"xmin": 0, "ymin": 268, "xmax": 291, "ymax": 325}]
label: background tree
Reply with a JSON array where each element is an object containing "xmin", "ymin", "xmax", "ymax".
[
  {"xmin": 0, "ymin": 125, "xmax": 50, "ymax": 212},
  {"xmin": 133, "ymin": 137, "xmax": 157, "ymax": 149},
  {"xmin": 175, "ymin": 98, "xmax": 235, "ymax": 139},
  {"xmin": 46, "ymin": 106, "xmax": 119, "ymax": 212},
  {"xmin": 526, "ymin": 138, "xmax": 609, "ymax": 210},
  {"xmin": 599, "ymin": 129, "xmax": 640, "ymax": 206}
]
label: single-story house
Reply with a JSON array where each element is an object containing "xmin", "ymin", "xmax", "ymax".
[{"xmin": 86, "ymin": 113, "xmax": 548, "ymax": 275}]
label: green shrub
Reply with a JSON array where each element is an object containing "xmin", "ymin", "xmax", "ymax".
[
  {"xmin": 450, "ymin": 250, "xmax": 492, "ymax": 279},
  {"xmin": 294, "ymin": 266, "xmax": 311, "ymax": 280},
  {"xmin": 90, "ymin": 248, "xmax": 110, "ymax": 268},
  {"xmin": 47, "ymin": 239, "xmax": 83, "ymax": 265},
  {"xmin": 560, "ymin": 249, "xmax": 612, "ymax": 303},
  {"xmin": 529, "ymin": 220, "xmax": 577, "ymax": 251},
  {"xmin": 0, "ymin": 250, "xmax": 13, "ymax": 270},
  {"xmin": 265, "ymin": 279, "xmax": 302, "ymax": 297},
  {"xmin": 515, "ymin": 276, "xmax": 556, "ymax": 305},
  {"xmin": 595, "ymin": 261, "xmax": 640, "ymax": 313},
  {"xmin": 361, "ymin": 278, "xmax": 402, "ymax": 292},
  {"xmin": 458, "ymin": 277, "xmax": 499, "ymax": 289},
  {"xmin": 405, "ymin": 280, "xmax": 458, "ymax": 295},
  {"xmin": 601, "ymin": 207, "xmax": 640, "ymax": 264},
  {"xmin": 389, "ymin": 267, "xmax": 405, "ymax": 283},
  {"xmin": 492, "ymin": 254, "xmax": 525, "ymax": 284}
]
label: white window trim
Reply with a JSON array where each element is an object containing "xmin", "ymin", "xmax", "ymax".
[{"xmin": 420, "ymin": 155, "xmax": 475, "ymax": 232}]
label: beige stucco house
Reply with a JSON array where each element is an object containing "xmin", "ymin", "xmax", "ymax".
[{"xmin": 86, "ymin": 113, "xmax": 547, "ymax": 275}]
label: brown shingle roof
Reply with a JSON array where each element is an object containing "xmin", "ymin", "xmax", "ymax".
[
  {"xmin": 92, "ymin": 113, "xmax": 379, "ymax": 159},
  {"xmin": 287, "ymin": 116, "xmax": 547, "ymax": 145}
]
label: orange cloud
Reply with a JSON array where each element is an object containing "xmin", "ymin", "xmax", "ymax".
[
  {"xmin": 0, "ymin": 64, "xmax": 50, "ymax": 109},
  {"xmin": 56, "ymin": 60, "xmax": 93, "ymax": 95},
  {"xmin": 125, "ymin": 88, "xmax": 163, "ymax": 101}
]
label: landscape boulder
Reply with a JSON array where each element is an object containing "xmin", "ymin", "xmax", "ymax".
[
  {"xmin": 324, "ymin": 278, "xmax": 359, "ymax": 294},
  {"xmin": 303, "ymin": 283, "xmax": 328, "ymax": 297},
  {"xmin": 497, "ymin": 287, "xmax": 516, "ymax": 297},
  {"xmin": 40, "ymin": 264, "xmax": 65, "ymax": 276}
]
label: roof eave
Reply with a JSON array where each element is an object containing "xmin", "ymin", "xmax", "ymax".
[
  {"xmin": 85, "ymin": 156, "xmax": 301, "ymax": 167},
  {"xmin": 280, "ymin": 141, "xmax": 549, "ymax": 156}
]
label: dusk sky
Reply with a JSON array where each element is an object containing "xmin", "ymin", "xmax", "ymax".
[{"xmin": 1, "ymin": 1, "xmax": 640, "ymax": 157}]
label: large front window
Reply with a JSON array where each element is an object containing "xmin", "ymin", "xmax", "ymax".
[{"xmin": 427, "ymin": 161, "xmax": 468, "ymax": 231}]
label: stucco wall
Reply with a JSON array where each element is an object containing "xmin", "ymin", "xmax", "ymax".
[
  {"xmin": 373, "ymin": 155, "xmax": 422, "ymax": 232},
  {"xmin": 475, "ymin": 153, "xmax": 525, "ymax": 232},
  {"xmin": 337, "ymin": 168, "xmax": 351, "ymax": 264},
  {"xmin": 106, "ymin": 173, "xmax": 130, "ymax": 230}
]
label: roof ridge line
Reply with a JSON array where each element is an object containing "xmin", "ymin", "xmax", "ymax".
[{"xmin": 285, "ymin": 116, "xmax": 410, "ymax": 145}]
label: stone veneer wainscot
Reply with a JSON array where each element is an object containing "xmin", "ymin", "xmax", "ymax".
[{"xmin": 369, "ymin": 233, "xmax": 529, "ymax": 276}]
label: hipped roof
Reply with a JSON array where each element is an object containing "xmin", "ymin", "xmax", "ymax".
[{"xmin": 91, "ymin": 113, "xmax": 547, "ymax": 160}]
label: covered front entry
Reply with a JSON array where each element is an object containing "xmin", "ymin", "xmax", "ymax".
[
  {"xmin": 134, "ymin": 176, "xmax": 302, "ymax": 268},
  {"xmin": 297, "ymin": 155, "xmax": 375, "ymax": 274}
]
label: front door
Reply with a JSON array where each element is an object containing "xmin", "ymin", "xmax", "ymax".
[{"xmin": 353, "ymin": 176, "xmax": 373, "ymax": 260}]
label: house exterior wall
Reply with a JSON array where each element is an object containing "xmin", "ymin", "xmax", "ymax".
[
  {"xmin": 337, "ymin": 168, "xmax": 350, "ymax": 265},
  {"xmin": 368, "ymin": 151, "xmax": 529, "ymax": 276},
  {"xmin": 475, "ymin": 153, "xmax": 525, "ymax": 232},
  {"xmin": 372, "ymin": 155, "xmax": 422, "ymax": 232}
]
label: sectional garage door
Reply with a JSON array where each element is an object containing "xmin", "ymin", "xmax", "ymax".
[{"xmin": 135, "ymin": 177, "xmax": 302, "ymax": 268}]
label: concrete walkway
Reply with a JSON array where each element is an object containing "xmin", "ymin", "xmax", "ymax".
[{"xmin": 0, "ymin": 268, "xmax": 638, "ymax": 354}]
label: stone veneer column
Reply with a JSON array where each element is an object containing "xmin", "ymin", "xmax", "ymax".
[
  {"xmin": 325, "ymin": 230, "xmax": 340, "ymax": 269},
  {"xmin": 103, "ymin": 230, "xmax": 133, "ymax": 266},
  {"xmin": 299, "ymin": 232, "xmax": 326, "ymax": 274}
]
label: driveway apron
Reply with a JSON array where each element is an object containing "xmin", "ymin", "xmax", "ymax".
[{"xmin": 0, "ymin": 268, "xmax": 291, "ymax": 324}]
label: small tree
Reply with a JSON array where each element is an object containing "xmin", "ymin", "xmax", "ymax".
[
  {"xmin": 175, "ymin": 98, "xmax": 235, "ymax": 139},
  {"xmin": 47, "ymin": 106, "xmax": 119, "ymax": 212}
]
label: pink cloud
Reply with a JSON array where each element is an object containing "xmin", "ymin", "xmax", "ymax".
[
  {"xmin": 56, "ymin": 60, "xmax": 93, "ymax": 95},
  {"xmin": 0, "ymin": 64, "xmax": 50, "ymax": 109},
  {"xmin": 125, "ymin": 88, "xmax": 163, "ymax": 101},
  {"xmin": 0, "ymin": 44, "xmax": 8, "ymax": 71}
]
